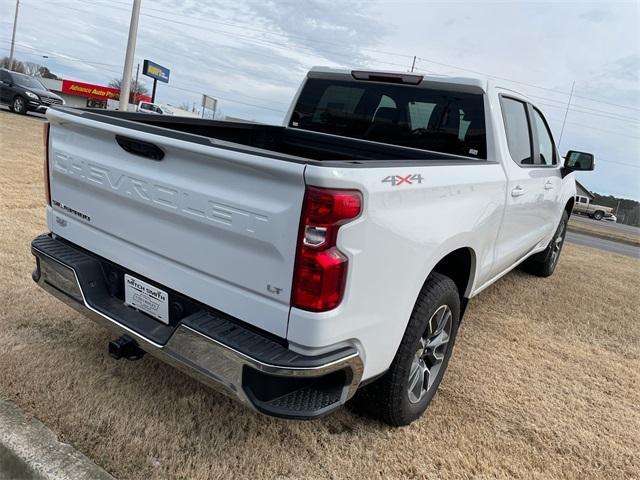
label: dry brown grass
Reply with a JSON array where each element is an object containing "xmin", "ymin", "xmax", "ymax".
[
  {"xmin": 568, "ymin": 218, "xmax": 640, "ymax": 247},
  {"xmin": 1, "ymin": 110, "xmax": 639, "ymax": 480}
]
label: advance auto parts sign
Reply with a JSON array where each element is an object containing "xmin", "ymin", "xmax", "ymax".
[
  {"xmin": 61, "ymin": 80, "xmax": 119, "ymax": 100},
  {"xmin": 61, "ymin": 80, "xmax": 152, "ymax": 103}
]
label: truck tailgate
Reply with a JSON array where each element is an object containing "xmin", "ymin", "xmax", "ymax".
[{"xmin": 46, "ymin": 108, "xmax": 306, "ymax": 337}]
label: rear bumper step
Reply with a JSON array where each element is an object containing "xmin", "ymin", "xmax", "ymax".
[{"xmin": 31, "ymin": 234, "xmax": 363, "ymax": 419}]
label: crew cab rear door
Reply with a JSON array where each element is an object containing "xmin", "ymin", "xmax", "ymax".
[
  {"xmin": 492, "ymin": 95, "xmax": 550, "ymax": 275},
  {"xmin": 46, "ymin": 108, "xmax": 306, "ymax": 338}
]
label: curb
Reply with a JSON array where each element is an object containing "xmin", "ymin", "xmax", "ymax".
[{"xmin": 0, "ymin": 400, "xmax": 115, "ymax": 480}]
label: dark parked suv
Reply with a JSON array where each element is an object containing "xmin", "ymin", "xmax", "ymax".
[{"xmin": 0, "ymin": 68, "xmax": 64, "ymax": 114}]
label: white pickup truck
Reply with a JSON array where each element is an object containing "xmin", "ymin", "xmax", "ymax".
[{"xmin": 32, "ymin": 67, "xmax": 594, "ymax": 426}]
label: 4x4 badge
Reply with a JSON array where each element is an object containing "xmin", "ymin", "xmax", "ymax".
[{"xmin": 382, "ymin": 174, "xmax": 424, "ymax": 186}]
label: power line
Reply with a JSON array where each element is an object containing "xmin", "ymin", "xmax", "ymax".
[
  {"xmin": 69, "ymin": 0, "xmax": 418, "ymax": 61},
  {"xmin": 536, "ymin": 101, "xmax": 640, "ymax": 124},
  {"xmin": 546, "ymin": 117, "xmax": 640, "ymax": 140},
  {"xmin": 5, "ymin": 44, "xmax": 289, "ymax": 113},
  {"xmin": 22, "ymin": 0, "xmax": 640, "ymax": 115},
  {"xmin": 7, "ymin": 42, "xmax": 124, "ymax": 67},
  {"xmin": 6, "ymin": 42, "xmax": 640, "ymax": 140},
  {"xmin": 41, "ymin": 0, "xmax": 414, "ymax": 71},
  {"xmin": 163, "ymin": 84, "xmax": 287, "ymax": 113},
  {"xmin": 415, "ymin": 57, "xmax": 640, "ymax": 113},
  {"xmin": 527, "ymin": 93, "xmax": 640, "ymax": 123},
  {"xmin": 596, "ymin": 158, "xmax": 640, "ymax": 169}
]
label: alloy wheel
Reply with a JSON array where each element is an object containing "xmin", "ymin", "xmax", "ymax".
[
  {"xmin": 13, "ymin": 97, "xmax": 25, "ymax": 113},
  {"xmin": 550, "ymin": 220, "xmax": 566, "ymax": 268},
  {"xmin": 407, "ymin": 305, "xmax": 452, "ymax": 404}
]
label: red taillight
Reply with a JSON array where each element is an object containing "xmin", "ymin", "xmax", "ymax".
[
  {"xmin": 43, "ymin": 122, "xmax": 51, "ymax": 206},
  {"xmin": 292, "ymin": 187, "xmax": 362, "ymax": 312}
]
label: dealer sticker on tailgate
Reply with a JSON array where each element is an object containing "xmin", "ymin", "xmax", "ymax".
[{"xmin": 124, "ymin": 274, "xmax": 169, "ymax": 324}]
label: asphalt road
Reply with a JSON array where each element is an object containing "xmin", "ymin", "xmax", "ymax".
[
  {"xmin": 571, "ymin": 214, "xmax": 640, "ymax": 236},
  {"xmin": 566, "ymin": 231, "xmax": 640, "ymax": 258}
]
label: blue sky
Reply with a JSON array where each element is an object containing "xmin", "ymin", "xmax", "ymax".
[{"xmin": 1, "ymin": 0, "xmax": 638, "ymax": 199}]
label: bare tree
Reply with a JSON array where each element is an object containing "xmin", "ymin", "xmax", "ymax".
[
  {"xmin": 1, "ymin": 56, "xmax": 25, "ymax": 73},
  {"xmin": 22, "ymin": 62, "xmax": 41, "ymax": 76},
  {"xmin": 108, "ymin": 78, "xmax": 149, "ymax": 103},
  {"xmin": 1, "ymin": 56, "xmax": 60, "ymax": 79},
  {"xmin": 37, "ymin": 66, "xmax": 59, "ymax": 79}
]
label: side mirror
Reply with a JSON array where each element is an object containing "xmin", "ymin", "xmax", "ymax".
[
  {"xmin": 564, "ymin": 150, "xmax": 594, "ymax": 171},
  {"xmin": 562, "ymin": 150, "xmax": 594, "ymax": 177}
]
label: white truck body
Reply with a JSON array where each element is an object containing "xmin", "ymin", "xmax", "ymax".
[{"xmin": 32, "ymin": 67, "xmax": 589, "ymax": 424}]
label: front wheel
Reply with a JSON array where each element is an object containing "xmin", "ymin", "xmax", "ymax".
[
  {"xmin": 522, "ymin": 210, "xmax": 568, "ymax": 277},
  {"xmin": 12, "ymin": 96, "xmax": 26, "ymax": 114},
  {"xmin": 349, "ymin": 272, "xmax": 460, "ymax": 427}
]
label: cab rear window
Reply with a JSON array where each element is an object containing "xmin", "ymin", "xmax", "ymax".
[{"xmin": 290, "ymin": 78, "xmax": 487, "ymax": 159}]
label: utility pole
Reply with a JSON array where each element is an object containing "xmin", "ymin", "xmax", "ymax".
[
  {"xmin": 410, "ymin": 56, "xmax": 416, "ymax": 72},
  {"xmin": 558, "ymin": 80, "xmax": 575, "ymax": 150},
  {"xmin": 119, "ymin": 0, "xmax": 141, "ymax": 111},
  {"xmin": 8, "ymin": 0, "xmax": 20, "ymax": 71}
]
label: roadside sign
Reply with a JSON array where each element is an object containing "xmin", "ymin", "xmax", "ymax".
[
  {"xmin": 201, "ymin": 95, "xmax": 217, "ymax": 119},
  {"xmin": 142, "ymin": 60, "xmax": 170, "ymax": 83}
]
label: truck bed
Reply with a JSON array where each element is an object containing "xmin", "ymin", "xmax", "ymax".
[{"xmin": 56, "ymin": 107, "xmax": 481, "ymax": 165}]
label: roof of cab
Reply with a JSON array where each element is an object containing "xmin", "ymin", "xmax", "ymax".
[{"xmin": 308, "ymin": 66, "xmax": 488, "ymax": 91}]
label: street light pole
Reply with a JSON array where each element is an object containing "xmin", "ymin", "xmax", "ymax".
[
  {"xmin": 119, "ymin": 0, "xmax": 142, "ymax": 111},
  {"xmin": 8, "ymin": 0, "xmax": 20, "ymax": 71}
]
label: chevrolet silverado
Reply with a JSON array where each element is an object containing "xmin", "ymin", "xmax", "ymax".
[{"xmin": 31, "ymin": 68, "xmax": 594, "ymax": 426}]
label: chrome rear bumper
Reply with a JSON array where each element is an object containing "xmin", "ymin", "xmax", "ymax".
[{"xmin": 31, "ymin": 234, "xmax": 363, "ymax": 419}]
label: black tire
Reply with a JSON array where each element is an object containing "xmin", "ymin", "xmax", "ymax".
[
  {"xmin": 593, "ymin": 211, "xmax": 604, "ymax": 221},
  {"xmin": 349, "ymin": 272, "xmax": 460, "ymax": 427},
  {"xmin": 521, "ymin": 210, "xmax": 568, "ymax": 277},
  {"xmin": 12, "ymin": 96, "xmax": 26, "ymax": 114}
]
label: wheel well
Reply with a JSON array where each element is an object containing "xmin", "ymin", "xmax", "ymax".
[
  {"xmin": 565, "ymin": 198, "xmax": 575, "ymax": 218},
  {"xmin": 432, "ymin": 248, "xmax": 474, "ymax": 300}
]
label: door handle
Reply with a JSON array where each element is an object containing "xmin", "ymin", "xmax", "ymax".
[
  {"xmin": 511, "ymin": 186, "xmax": 526, "ymax": 197},
  {"xmin": 544, "ymin": 181, "xmax": 554, "ymax": 190},
  {"xmin": 116, "ymin": 135, "xmax": 165, "ymax": 161}
]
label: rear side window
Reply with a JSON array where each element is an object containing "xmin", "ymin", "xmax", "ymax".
[
  {"xmin": 291, "ymin": 78, "xmax": 487, "ymax": 158},
  {"xmin": 500, "ymin": 97, "xmax": 533, "ymax": 165}
]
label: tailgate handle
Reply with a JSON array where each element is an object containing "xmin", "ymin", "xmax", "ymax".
[{"xmin": 116, "ymin": 135, "xmax": 164, "ymax": 161}]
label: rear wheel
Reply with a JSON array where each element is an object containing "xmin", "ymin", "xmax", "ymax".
[
  {"xmin": 593, "ymin": 211, "xmax": 604, "ymax": 221},
  {"xmin": 349, "ymin": 272, "xmax": 460, "ymax": 427},
  {"xmin": 522, "ymin": 210, "xmax": 568, "ymax": 277},
  {"xmin": 12, "ymin": 96, "xmax": 26, "ymax": 115}
]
